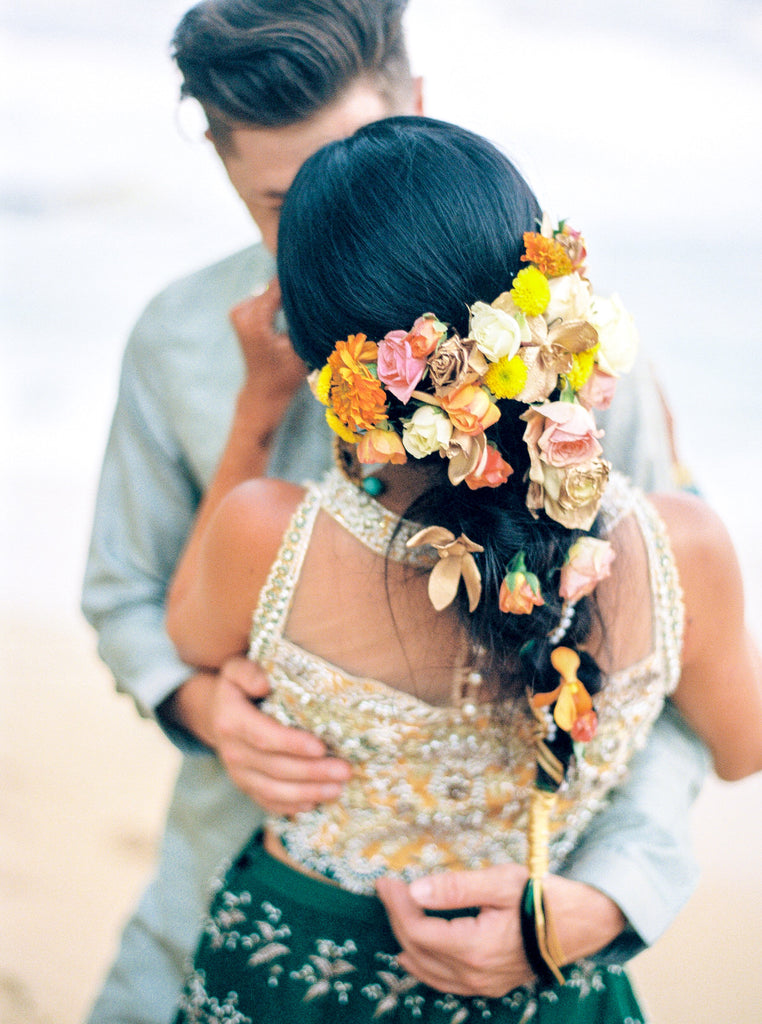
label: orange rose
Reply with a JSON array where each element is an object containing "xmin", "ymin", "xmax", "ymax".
[
  {"xmin": 440, "ymin": 383, "xmax": 500, "ymax": 436},
  {"xmin": 464, "ymin": 444, "xmax": 513, "ymax": 490},
  {"xmin": 357, "ymin": 428, "xmax": 407, "ymax": 465}
]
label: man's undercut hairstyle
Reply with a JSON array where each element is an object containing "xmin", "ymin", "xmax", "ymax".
[{"xmin": 172, "ymin": 0, "xmax": 413, "ymax": 145}]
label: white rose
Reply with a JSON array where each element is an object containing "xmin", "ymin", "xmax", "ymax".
[
  {"xmin": 545, "ymin": 272, "xmax": 591, "ymax": 323},
  {"xmin": 469, "ymin": 301, "xmax": 523, "ymax": 362},
  {"xmin": 588, "ymin": 293, "xmax": 639, "ymax": 375},
  {"xmin": 402, "ymin": 405, "xmax": 453, "ymax": 459}
]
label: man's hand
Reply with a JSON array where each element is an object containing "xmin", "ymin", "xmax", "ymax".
[
  {"xmin": 377, "ymin": 866, "xmax": 533, "ymax": 997},
  {"xmin": 166, "ymin": 656, "xmax": 352, "ymax": 816},
  {"xmin": 377, "ymin": 866, "xmax": 625, "ymax": 998},
  {"xmin": 229, "ymin": 279, "xmax": 306, "ymax": 400}
]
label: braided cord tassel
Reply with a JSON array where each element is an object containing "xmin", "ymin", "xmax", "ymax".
[{"xmin": 524, "ymin": 788, "xmax": 565, "ymax": 984}]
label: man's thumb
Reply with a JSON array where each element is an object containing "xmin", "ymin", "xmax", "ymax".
[{"xmin": 408, "ymin": 865, "xmax": 527, "ymax": 910}]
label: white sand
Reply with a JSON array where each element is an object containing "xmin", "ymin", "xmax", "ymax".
[{"xmin": 1, "ymin": 611, "xmax": 760, "ymax": 1024}]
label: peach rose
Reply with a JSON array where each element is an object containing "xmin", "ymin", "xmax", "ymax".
[
  {"xmin": 464, "ymin": 444, "xmax": 513, "ymax": 490},
  {"xmin": 559, "ymin": 536, "xmax": 616, "ymax": 603},
  {"xmin": 377, "ymin": 329, "xmax": 427, "ymax": 404},
  {"xmin": 545, "ymin": 271, "xmax": 592, "ymax": 323},
  {"xmin": 357, "ymin": 427, "xmax": 407, "ymax": 465},
  {"xmin": 440, "ymin": 383, "xmax": 501, "ymax": 436},
  {"xmin": 523, "ymin": 401, "xmax": 603, "ymax": 469},
  {"xmin": 577, "ymin": 367, "xmax": 618, "ymax": 410}
]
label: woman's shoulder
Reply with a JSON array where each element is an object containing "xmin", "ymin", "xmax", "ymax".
[{"xmin": 215, "ymin": 478, "xmax": 309, "ymax": 569}]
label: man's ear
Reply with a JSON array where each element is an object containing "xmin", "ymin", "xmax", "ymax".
[{"xmin": 412, "ymin": 76, "xmax": 425, "ymax": 116}]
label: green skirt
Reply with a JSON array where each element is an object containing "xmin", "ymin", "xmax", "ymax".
[{"xmin": 174, "ymin": 832, "xmax": 646, "ymax": 1024}]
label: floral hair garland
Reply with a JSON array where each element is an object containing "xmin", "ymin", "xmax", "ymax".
[{"xmin": 309, "ymin": 216, "xmax": 635, "ymax": 632}]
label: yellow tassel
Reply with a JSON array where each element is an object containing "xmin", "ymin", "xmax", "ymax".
[{"xmin": 527, "ymin": 788, "xmax": 566, "ymax": 985}]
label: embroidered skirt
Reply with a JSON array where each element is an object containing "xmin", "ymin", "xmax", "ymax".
[{"xmin": 174, "ymin": 832, "xmax": 646, "ymax": 1024}]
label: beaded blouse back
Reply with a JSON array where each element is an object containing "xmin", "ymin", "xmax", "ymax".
[{"xmin": 251, "ymin": 468, "xmax": 684, "ymax": 895}]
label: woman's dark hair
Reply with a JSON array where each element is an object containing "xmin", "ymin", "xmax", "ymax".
[
  {"xmin": 278, "ymin": 116, "xmax": 601, "ymax": 696},
  {"xmin": 172, "ymin": 0, "xmax": 413, "ymax": 146}
]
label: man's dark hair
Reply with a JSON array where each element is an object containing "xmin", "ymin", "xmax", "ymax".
[{"xmin": 172, "ymin": 0, "xmax": 412, "ymax": 145}]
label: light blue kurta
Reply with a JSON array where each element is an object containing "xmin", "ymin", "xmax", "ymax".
[{"xmin": 82, "ymin": 243, "xmax": 708, "ymax": 1024}]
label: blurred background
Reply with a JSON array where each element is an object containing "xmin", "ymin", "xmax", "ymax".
[{"xmin": 1, "ymin": 1, "xmax": 761, "ymax": 1021}]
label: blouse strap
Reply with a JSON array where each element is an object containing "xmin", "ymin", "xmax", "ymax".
[
  {"xmin": 248, "ymin": 482, "xmax": 324, "ymax": 662},
  {"xmin": 602, "ymin": 472, "xmax": 685, "ymax": 693}
]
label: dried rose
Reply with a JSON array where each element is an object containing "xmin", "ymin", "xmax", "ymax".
[
  {"xmin": 530, "ymin": 459, "xmax": 611, "ymax": 530},
  {"xmin": 428, "ymin": 334, "xmax": 473, "ymax": 394}
]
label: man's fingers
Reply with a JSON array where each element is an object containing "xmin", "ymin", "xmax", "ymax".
[
  {"xmin": 408, "ymin": 864, "xmax": 528, "ymax": 911},
  {"xmin": 229, "ymin": 278, "xmax": 283, "ymax": 339}
]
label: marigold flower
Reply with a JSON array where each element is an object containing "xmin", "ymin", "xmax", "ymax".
[
  {"xmin": 521, "ymin": 232, "xmax": 574, "ymax": 278},
  {"xmin": 510, "ymin": 266, "xmax": 551, "ymax": 317},
  {"xmin": 484, "ymin": 354, "xmax": 528, "ymax": 400},
  {"xmin": 327, "ymin": 333, "xmax": 388, "ymax": 432}
]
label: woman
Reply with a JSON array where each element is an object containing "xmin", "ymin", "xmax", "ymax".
[{"xmin": 167, "ymin": 118, "xmax": 762, "ymax": 1022}]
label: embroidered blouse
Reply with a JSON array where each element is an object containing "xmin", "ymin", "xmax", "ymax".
[{"xmin": 252, "ymin": 469, "xmax": 684, "ymax": 895}]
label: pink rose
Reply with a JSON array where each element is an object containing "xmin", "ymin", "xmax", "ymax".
[
  {"xmin": 464, "ymin": 444, "xmax": 514, "ymax": 490},
  {"xmin": 357, "ymin": 427, "xmax": 407, "ymax": 465},
  {"xmin": 407, "ymin": 314, "xmax": 447, "ymax": 359},
  {"xmin": 440, "ymin": 383, "xmax": 501, "ymax": 436},
  {"xmin": 559, "ymin": 537, "xmax": 616, "ymax": 603},
  {"xmin": 377, "ymin": 330, "xmax": 427, "ymax": 404},
  {"xmin": 577, "ymin": 368, "xmax": 618, "ymax": 410},
  {"xmin": 524, "ymin": 401, "xmax": 603, "ymax": 469}
]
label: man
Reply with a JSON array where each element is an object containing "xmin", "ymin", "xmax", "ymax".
[{"xmin": 82, "ymin": 1, "xmax": 707, "ymax": 1020}]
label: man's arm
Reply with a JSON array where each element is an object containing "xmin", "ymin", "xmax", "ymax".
[
  {"xmin": 82, "ymin": 278, "xmax": 350, "ymax": 805},
  {"xmin": 378, "ymin": 702, "xmax": 709, "ymax": 995}
]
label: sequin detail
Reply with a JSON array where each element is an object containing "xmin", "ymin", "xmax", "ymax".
[{"xmin": 248, "ymin": 470, "xmax": 684, "ymax": 893}]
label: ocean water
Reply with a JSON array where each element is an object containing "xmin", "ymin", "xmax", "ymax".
[{"xmin": 2, "ymin": 0, "xmax": 761, "ymax": 619}]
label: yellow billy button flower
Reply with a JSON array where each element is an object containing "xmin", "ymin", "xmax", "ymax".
[
  {"xmin": 565, "ymin": 345, "xmax": 599, "ymax": 392},
  {"xmin": 510, "ymin": 266, "xmax": 551, "ymax": 317},
  {"xmin": 325, "ymin": 408, "xmax": 360, "ymax": 444},
  {"xmin": 483, "ymin": 353, "xmax": 528, "ymax": 400},
  {"xmin": 314, "ymin": 364, "xmax": 332, "ymax": 405}
]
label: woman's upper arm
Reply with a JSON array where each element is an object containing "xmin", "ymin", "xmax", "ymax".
[
  {"xmin": 166, "ymin": 479, "xmax": 304, "ymax": 669},
  {"xmin": 654, "ymin": 493, "xmax": 762, "ymax": 780}
]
